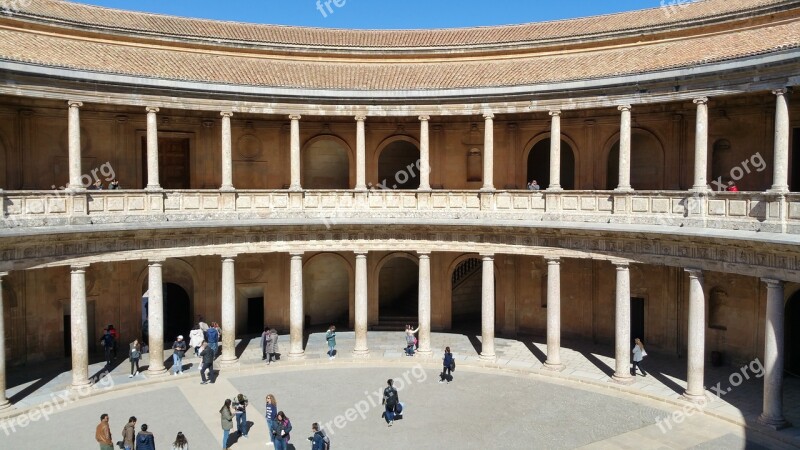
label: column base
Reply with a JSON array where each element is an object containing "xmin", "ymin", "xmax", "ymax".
[
  {"xmin": 613, "ymin": 186, "xmax": 633, "ymax": 192},
  {"xmin": 65, "ymin": 186, "xmax": 86, "ymax": 193},
  {"xmin": 690, "ymin": 186, "xmax": 711, "ymax": 194},
  {"xmin": 611, "ymin": 373, "xmax": 635, "ymax": 385},
  {"xmin": 414, "ymin": 349, "xmax": 433, "ymax": 358},
  {"xmin": 768, "ymin": 186, "xmax": 789, "ymax": 194},
  {"xmin": 352, "ymin": 348, "xmax": 370, "ymax": 358},
  {"xmin": 146, "ymin": 367, "xmax": 168, "ymax": 377},
  {"xmin": 218, "ymin": 356, "xmax": 239, "ymax": 367},
  {"xmin": 479, "ymin": 352, "xmax": 496, "ymax": 362},
  {"xmin": 144, "ymin": 185, "xmax": 163, "ymax": 192},
  {"xmin": 479, "ymin": 186, "xmax": 495, "ymax": 192},
  {"xmin": 219, "ymin": 186, "xmax": 236, "ymax": 192},
  {"xmin": 69, "ymin": 378, "xmax": 93, "ymax": 391},
  {"xmin": 757, "ymin": 414, "xmax": 791, "ymax": 430},
  {"xmin": 287, "ymin": 351, "xmax": 305, "ymax": 360},
  {"xmin": 0, "ymin": 399, "xmax": 12, "ymax": 410},
  {"xmin": 288, "ymin": 185, "xmax": 302, "ymax": 192},
  {"xmin": 681, "ymin": 391, "xmax": 707, "ymax": 403},
  {"xmin": 543, "ymin": 361, "xmax": 565, "ymax": 371}
]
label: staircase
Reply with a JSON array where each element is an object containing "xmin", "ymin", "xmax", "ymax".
[{"xmin": 452, "ymin": 258, "xmax": 481, "ymax": 289}]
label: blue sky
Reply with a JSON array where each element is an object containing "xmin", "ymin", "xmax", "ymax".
[{"xmin": 73, "ymin": 0, "xmax": 665, "ymax": 29}]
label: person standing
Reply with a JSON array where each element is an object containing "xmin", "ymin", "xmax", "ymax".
[
  {"xmin": 232, "ymin": 393, "xmax": 249, "ymax": 438},
  {"xmin": 136, "ymin": 424, "xmax": 155, "ymax": 450},
  {"xmin": 100, "ymin": 329, "xmax": 115, "ymax": 367},
  {"xmin": 266, "ymin": 328, "xmax": 278, "ymax": 364},
  {"xmin": 108, "ymin": 324, "xmax": 119, "ymax": 359},
  {"xmin": 197, "ymin": 315, "xmax": 209, "ymax": 341},
  {"xmin": 189, "ymin": 325, "xmax": 204, "ymax": 358},
  {"xmin": 199, "ymin": 341, "xmax": 215, "ymax": 384},
  {"xmin": 308, "ymin": 423, "xmax": 327, "ymax": 450},
  {"xmin": 272, "ymin": 411, "xmax": 292, "ymax": 450},
  {"xmin": 265, "ymin": 394, "xmax": 277, "ymax": 447},
  {"xmin": 260, "ymin": 326, "xmax": 271, "ymax": 360},
  {"xmin": 220, "ymin": 399, "xmax": 233, "ymax": 450},
  {"xmin": 172, "ymin": 335, "xmax": 187, "ymax": 375},
  {"xmin": 440, "ymin": 346, "xmax": 454, "ymax": 383},
  {"xmin": 404, "ymin": 326, "xmax": 418, "ymax": 356},
  {"xmin": 207, "ymin": 324, "xmax": 220, "ymax": 358},
  {"xmin": 632, "ymin": 337, "xmax": 648, "ymax": 377},
  {"xmin": 382, "ymin": 379, "xmax": 399, "ymax": 427},
  {"xmin": 325, "ymin": 325, "xmax": 336, "ymax": 360},
  {"xmin": 172, "ymin": 431, "xmax": 189, "ymax": 450},
  {"xmin": 129, "ymin": 339, "xmax": 141, "ymax": 378},
  {"xmin": 121, "ymin": 416, "xmax": 137, "ymax": 450},
  {"xmin": 95, "ymin": 413, "xmax": 113, "ymax": 450}
]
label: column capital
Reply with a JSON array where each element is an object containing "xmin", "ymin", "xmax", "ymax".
[
  {"xmin": 354, "ymin": 251, "xmax": 368, "ymax": 258},
  {"xmin": 148, "ymin": 258, "xmax": 166, "ymax": 266},
  {"xmin": 417, "ymin": 251, "xmax": 431, "ymax": 258},
  {"xmin": 544, "ymin": 256, "xmax": 561, "ymax": 264},
  {"xmin": 612, "ymin": 260, "xmax": 630, "ymax": 269},
  {"xmin": 289, "ymin": 114, "xmax": 302, "ymax": 121},
  {"xmin": 220, "ymin": 111, "xmax": 233, "ymax": 118},
  {"xmin": 70, "ymin": 263, "xmax": 90, "ymax": 272},
  {"xmin": 67, "ymin": 100, "xmax": 83, "ymax": 108},
  {"xmin": 762, "ymin": 278, "xmax": 785, "ymax": 288},
  {"xmin": 483, "ymin": 112, "xmax": 494, "ymax": 120},
  {"xmin": 684, "ymin": 267, "xmax": 703, "ymax": 278},
  {"xmin": 548, "ymin": 109, "xmax": 561, "ymax": 117},
  {"xmin": 418, "ymin": 115, "xmax": 430, "ymax": 122},
  {"xmin": 0, "ymin": 271, "xmax": 7, "ymax": 278},
  {"xmin": 220, "ymin": 253, "xmax": 238, "ymax": 261},
  {"xmin": 290, "ymin": 251, "xmax": 304, "ymax": 258},
  {"xmin": 772, "ymin": 88, "xmax": 788, "ymax": 96},
  {"xmin": 145, "ymin": 106, "xmax": 160, "ymax": 114},
  {"xmin": 480, "ymin": 253, "xmax": 495, "ymax": 260},
  {"xmin": 693, "ymin": 97, "xmax": 708, "ymax": 105},
  {"xmin": 354, "ymin": 114, "xmax": 367, "ymax": 122},
  {"xmin": 617, "ymin": 104, "xmax": 631, "ymax": 112}
]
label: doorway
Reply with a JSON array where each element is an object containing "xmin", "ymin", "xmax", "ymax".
[
  {"xmin": 526, "ymin": 139, "xmax": 576, "ymax": 190},
  {"xmin": 141, "ymin": 137, "xmax": 191, "ymax": 189},
  {"xmin": 791, "ymin": 128, "xmax": 799, "ymax": 192},
  {"xmin": 247, "ymin": 297, "xmax": 264, "ymax": 335},
  {"xmin": 630, "ymin": 297, "xmax": 645, "ymax": 347},
  {"xmin": 63, "ymin": 302, "xmax": 96, "ymax": 357},
  {"xmin": 378, "ymin": 256, "xmax": 418, "ymax": 323},
  {"xmin": 786, "ymin": 291, "xmax": 800, "ymax": 377},
  {"xmin": 451, "ymin": 258, "xmax": 482, "ymax": 329}
]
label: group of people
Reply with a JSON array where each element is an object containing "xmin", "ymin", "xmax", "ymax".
[
  {"xmin": 100, "ymin": 325, "xmax": 119, "ymax": 367},
  {"xmin": 218, "ymin": 393, "xmax": 298, "ymax": 450},
  {"xmin": 260, "ymin": 327, "xmax": 280, "ymax": 364},
  {"xmin": 95, "ymin": 414, "xmax": 188, "ymax": 450},
  {"xmin": 88, "ymin": 179, "xmax": 121, "ymax": 190}
]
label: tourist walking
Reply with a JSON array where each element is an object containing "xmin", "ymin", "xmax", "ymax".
[
  {"xmin": 261, "ymin": 326, "xmax": 271, "ymax": 360},
  {"xmin": 199, "ymin": 341, "xmax": 215, "ymax": 384},
  {"xmin": 440, "ymin": 346, "xmax": 454, "ymax": 383},
  {"xmin": 129, "ymin": 339, "xmax": 141, "ymax": 378},
  {"xmin": 272, "ymin": 411, "xmax": 292, "ymax": 450},
  {"xmin": 100, "ymin": 329, "xmax": 115, "ymax": 367},
  {"xmin": 308, "ymin": 423, "xmax": 328, "ymax": 450},
  {"xmin": 108, "ymin": 324, "xmax": 119, "ymax": 358},
  {"xmin": 95, "ymin": 413, "xmax": 113, "ymax": 450},
  {"xmin": 172, "ymin": 431, "xmax": 189, "ymax": 450},
  {"xmin": 232, "ymin": 393, "xmax": 249, "ymax": 438},
  {"xmin": 326, "ymin": 325, "xmax": 336, "ymax": 359},
  {"xmin": 189, "ymin": 325, "xmax": 204, "ymax": 357},
  {"xmin": 265, "ymin": 328, "xmax": 278, "ymax": 364},
  {"xmin": 207, "ymin": 323, "xmax": 220, "ymax": 357},
  {"xmin": 220, "ymin": 399, "xmax": 233, "ymax": 450},
  {"xmin": 265, "ymin": 394, "xmax": 277, "ymax": 447},
  {"xmin": 121, "ymin": 416, "xmax": 137, "ymax": 450},
  {"xmin": 632, "ymin": 337, "xmax": 648, "ymax": 377},
  {"xmin": 382, "ymin": 379, "xmax": 399, "ymax": 426},
  {"xmin": 135, "ymin": 424, "xmax": 155, "ymax": 450},
  {"xmin": 172, "ymin": 335, "xmax": 187, "ymax": 375}
]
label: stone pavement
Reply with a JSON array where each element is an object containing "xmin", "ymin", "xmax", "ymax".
[{"xmin": 2, "ymin": 331, "xmax": 799, "ymax": 449}]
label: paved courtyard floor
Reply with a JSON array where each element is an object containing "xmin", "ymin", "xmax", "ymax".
[{"xmin": 2, "ymin": 331, "xmax": 799, "ymax": 449}]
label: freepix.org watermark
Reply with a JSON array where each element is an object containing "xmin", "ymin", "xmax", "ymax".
[
  {"xmin": 655, "ymin": 358, "xmax": 764, "ymax": 433},
  {"xmin": 660, "ymin": 0, "xmax": 699, "ymax": 18},
  {"xmin": 0, "ymin": 373, "xmax": 116, "ymax": 436},
  {"xmin": 316, "ymin": 0, "xmax": 346, "ymax": 18},
  {"xmin": 320, "ymin": 364, "xmax": 427, "ymax": 436}
]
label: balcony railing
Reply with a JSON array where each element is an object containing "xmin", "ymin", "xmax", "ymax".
[{"xmin": 1, "ymin": 189, "xmax": 798, "ymax": 234}]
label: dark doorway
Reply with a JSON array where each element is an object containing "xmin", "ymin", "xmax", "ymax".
[
  {"xmin": 526, "ymin": 139, "xmax": 576, "ymax": 190},
  {"xmin": 63, "ymin": 315, "xmax": 71, "ymax": 358},
  {"xmin": 247, "ymin": 297, "xmax": 264, "ymax": 335},
  {"xmin": 63, "ymin": 303, "xmax": 96, "ymax": 357},
  {"xmin": 791, "ymin": 128, "xmax": 799, "ymax": 192},
  {"xmin": 142, "ymin": 137, "xmax": 191, "ymax": 189},
  {"xmin": 378, "ymin": 140, "xmax": 421, "ymax": 190},
  {"xmin": 378, "ymin": 257, "xmax": 418, "ymax": 324},
  {"xmin": 631, "ymin": 297, "xmax": 645, "ymax": 347},
  {"xmin": 451, "ymin": 258, "xmax": 482, "ymax": 329},
  {"xmin": 163, "ymin": 283, "xmax": 192, "ymax": 343},
  {"xmin": 786, "ymin": 291, "xmax": 800, "ymax": 377}
]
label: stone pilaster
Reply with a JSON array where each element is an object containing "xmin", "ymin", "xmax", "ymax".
[
  {"xmin": 355, "ymin": 115, "xmax": 367, "ymax": 191},
  {"xmin": 220, "ymin": 111, "xmax": 234, "ymax": 191},
  {"xmin": 480, "ymin": 254, "xmax": 496, "ymax": 361},
  {"xmin": 219, "ymin": 255, "xmax": 238, "ymax": 365},
  {"xmin": 353, "ymin": 252, "xmax": 369, "ymax": 356},
  {"xmin": 145, "ymin": 107, "xmax": 161, "ymax": 191},
  {"xmin": 769, "ymin": 89, "xmax": 790, "ymax": 193},
  {"xmin": 289, "ymin": 115, "xmax": 302, "ymax": 191},
  {"xmin": 418, "ymin": 116, "xmax": 431, "ymax": 191},
  {"xmin": 548, "ymin": 110, "xmax": 563, "ymax": 191},
  {"xmin": 66, "ymin": 101, "xmax": 84, "ymax": 191},
  {"xmin": 544, "ymin": 257, "xmax": 564, "ymax": 370},
  {"xmin": 758, "ymin": 279, "xmax": 790, "ymax": 429},
  {"xmin": 146, "ymin": 259, "xmax": 167, "ymax": 376},
  {"xmin": 416, "ymin": 252, "xmax": 432, "ymax": 356},
  {"xmin": 288, "ymin": 252, "xmax": 305, "ymax": 359},
  {"xmin": 70, "ymin": 264, "xmax": 91, "ymax": 388},
  {"xmin": 684, "ymin": 268, "xmax": 706, "ymax": 401},
  {"xmin": 0, "ymin": 273, "xmax": 11, "ymax": 410},
  {"xmin": 481, "ymin": 113, "xmax": 494, "ymax": 191},
  {"xmin": 612, "ymin": 262, "xmax": 634, "ymax": 384},
  {"xmin": 691, "ymin": 98, "xmax": 710, "ymax": 193},
  {"xmin": 615, "ymin": 105, "xmax": 633, "ymax": 191}
]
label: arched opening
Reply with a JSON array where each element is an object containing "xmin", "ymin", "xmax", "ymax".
[
  {"xmin": 378, "ymin": 140, "xmax": 420, "ymax": 190},
  {"xmin": 378, "ymin": 256, "xmax": 418, "ymax": 324},
  {"xmin": 786, "ymin": 290, "xmax": 800, "ymax": 377},
  {"xmin": 526, "ymin": 139, "xmax": 575, "ymax": 190},
  {"xmin": 302, "ymin": 137, "xmax": 351, "ymax": 189},
  {"xmin": 303, "ymin": 254, "xmax": 350, "ymax": 327},
  {"xmin": 451, "ymin": 258, "xmax": 482, "ymax": 329},
  {"xmin": 141, "ymin": 282, "xmax": 192, "ymax": 344},
  {"xmin": 606, "ymin": 131, "xmax": 664, "ymax": 190}
]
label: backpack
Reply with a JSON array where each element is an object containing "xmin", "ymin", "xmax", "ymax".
[{"xmin": 320, "ymin": 430, "xmax": 331, "ymax": 449}]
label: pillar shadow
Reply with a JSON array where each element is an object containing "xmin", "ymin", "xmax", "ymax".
[
  {"xmin": 578, "ymin": 350, "xmax": 615, "ymax": 378},
  {"xmin": 235, "ymin": 337, "xmax": 252, "ymax": 359},
  {"xmin": 520, "ymin": 338, "xmax": 547, "ymax": 365},
  {"xmin": 466, "ymin": 333, "xmax": 483, "ymax": 355}
]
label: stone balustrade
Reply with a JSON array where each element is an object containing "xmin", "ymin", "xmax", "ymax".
[{"xmin": 1, "ymin": 190, "xmax": 798, "ymax": 234}]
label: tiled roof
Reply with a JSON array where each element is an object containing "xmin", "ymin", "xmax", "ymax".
[{"xmin": 11, "ymin": 0, "xmax": 799, "ymax": 49}]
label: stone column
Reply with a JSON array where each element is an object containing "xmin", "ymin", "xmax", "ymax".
[
  {"xmin": 691, "ymin": 98, "xmax": 710, "ymax": 192},
  {"xmin": 70, "ymin": 264, "xmax": 91, "ymax": 388},
  {"xmin": 67, "ymin": 101, "xmax": 84, "ymax": 191},
  {"xmin": 219, "ymin": 255, "xmax": 238, "ymax": 365},
  {"xmin": 418, "ymin": 116, "xmax": 431, "ymax": 190},
  {"xmin": 288, "ymin": 252, "xmax": 305, "ymax": 359},
  {"xmin": 220, "ymin": 111, "xmax": 234, "ymax": 191},
  {"xmin": 548, "ymin": 110, "xmax": 562, "ymax": 191},
  {"xmin": 480, "ymin": 254, "xmax": 496, "ymax": 360},
  {"xmin": 770, "ymin": 89, "xmax": 790, "ymax": 193},
  {"xmin": 355, "ymin": 115, "xmax": 367, "ymax": 191},
  {"xmin": 146, "ymin": 259, "xmax": 167, "ymax": 375},
  {"xmin": 616, "ymin": 105, "xmax": 633, "ymax": 191},
  {"xmin": 417, "ymin": 252, "xmax": 432, "ymax": 356},
  {"xmin": 684, "ymin": 268, "xmax": 706, "ymax": 401},
  {"xmin": 145, "ymin": 107, "xmax": 161, "ymax": 191},
  {"xmin": 0, "ymin": 273, "xmax": 11, "ymax": 409},
  {"xmin": 289, "ymin": 115, "xmax": 302, "ymax": 191},
  {"xmin": 758, "ymin": 279, "xmax": 790, "ymax": 429},
  {"xmin": 544, "ymin": 257, "xmax": 564, "ymax": 370},
  {"xmin": 482, "ymin": 113, "xmax": 494, "ymax": 191},
  {"xmin": 612, "ymin": 262, "xmax": 633, "ymax": 383},
  {"xmin": 353, "ymin": 252, "xmax": 369, "ymax": 356}
]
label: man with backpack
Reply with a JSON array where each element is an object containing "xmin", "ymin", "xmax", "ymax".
[
  {"xmin": 206, "ymin": 324, "xmax": 220, "ymax": 357},
  {"xmin": 308, "ymin": 422, "xmax": 330, "ymax": 449},
  {"xmin": 100, "ymin": 329, "xmax": 115, "ymax": 367},
  {"xmin": 381, "ymin": 379, "xmax": 399, "ymax": 427}
]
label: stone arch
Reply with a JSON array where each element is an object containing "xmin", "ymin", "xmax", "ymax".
[
  {"xmin": 303, "ymin": 252, "xmax": 353, "ymax": 327},
  {"xmin": 374, "ymin": 252, "xmax": 419, "ymax": 322},
  {"xmin": 302, "ymin": 134, "xmax": 354, "ymax": 189},
  {"xmin": 446, "ymin": 253, "xmax": 500, "ymax": 330},
  {"xmin": 374, "ymin": 136, "xmax": 421, "ymax": 190},
  {"xmin": 137, "ymin": 258, "xmax": 199, "ymax": 342},
  {"xmin": 603, "ymin": 128, "xmax": 665, "ymax": 190},
  {"xmin": 522, "ymin": 132, "xmax": 579, "ymax": 190},
  {"xmin": 711, "ymin": 138, "xmax": 734, "ymax": 185}
]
